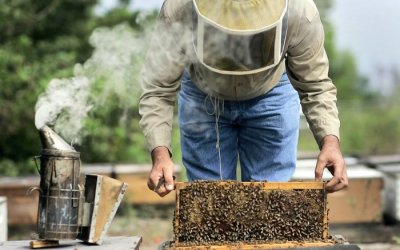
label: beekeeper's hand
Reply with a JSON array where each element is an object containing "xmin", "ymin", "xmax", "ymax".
[
  {"xmin": 148, "ymin": 146, "xmax": 176, "ymax": 197},
  {"xmin": 315, "ymin": 135, "xmax": 349, "ymax": 193}
]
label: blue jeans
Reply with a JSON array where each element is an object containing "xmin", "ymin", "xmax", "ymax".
[{"xmin": 178, "ymin": 72, "xmax": 300, "ymax": 181}]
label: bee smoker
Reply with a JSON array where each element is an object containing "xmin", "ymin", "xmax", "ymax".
[{"xmin": 30, "ymin": 125, "xmax": 127, "ymax": 245}]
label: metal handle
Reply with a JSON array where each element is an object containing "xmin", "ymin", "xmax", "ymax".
[{"xmin": 26, "ymin": 186, "xmax": 43, "ymax": 196}]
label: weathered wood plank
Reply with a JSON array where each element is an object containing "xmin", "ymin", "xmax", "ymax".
[{"xmin": 30, "ymin": 240, "xmax": 59, "ymax": 249}]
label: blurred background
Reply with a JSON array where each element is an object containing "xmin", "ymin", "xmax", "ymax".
[{"xmin": 0, "ymin": 0, "xmax": 399, "ymax": 249}]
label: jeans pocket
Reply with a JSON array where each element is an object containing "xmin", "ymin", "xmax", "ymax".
[{"xmin": 180, "ymin": 79, "xmax": 207, "ymax": 101}]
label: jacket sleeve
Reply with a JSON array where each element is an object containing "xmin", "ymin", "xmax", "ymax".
[
  {"xmin": 286, "ymin": 0, "xmax": 340, "ymax": 148},
  {"xmin": 139, "ymin": 1, "xmax": 188, "ymax": 153}
]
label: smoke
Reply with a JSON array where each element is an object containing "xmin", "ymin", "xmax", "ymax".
[
  {"xmin": 35, "ymin": 22, "xmax": 152, "ymax": 144},
  {"xmin": 34, "ymin": 77, "xmax": 92, "ymax": 143}
]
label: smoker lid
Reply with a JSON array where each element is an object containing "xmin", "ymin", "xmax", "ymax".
[
  {"xmin": 41, "ymin": 149, "xmax": 80, "ymax": 158},
  {"xmin": 39, "ymin": 125, "xmax": 77, "ymax": 152}
]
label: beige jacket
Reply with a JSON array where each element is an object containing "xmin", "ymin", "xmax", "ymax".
[{"xmin": 139, "ymin": 0, "xmax": 340, "ymax": 153}]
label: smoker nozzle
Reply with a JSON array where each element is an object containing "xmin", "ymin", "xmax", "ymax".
[{"xmin": 39, "ymin": 125, "xmax": 76, "ymax": 152}]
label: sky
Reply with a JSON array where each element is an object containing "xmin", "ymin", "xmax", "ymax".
[
  {"xmin": 130, "ymin": 0, "xmax": 164, "ymax": 9},
  {"xmin": 99, "ymin": 0, "xmax": 400, "ymax": 92},
  {"xmin": 330, "ymin": 0, "xmax": 400, "ymax": 92}
]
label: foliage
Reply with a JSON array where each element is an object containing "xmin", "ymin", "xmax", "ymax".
[
  {"xmin": 317, "ymin": 1, "xmax": 376, "ymax": 104},
  {"xmin": 338, "ymin": 84, "xmax": 400, "ymax": 155},
  {"xmin": 0, "ymin": 0, "xmax": 96, "ymax": 165},
  {"xmin": 0, "ymin": 158, "xmax": 37, "ymax": 177},
  {"xmin": 0, "ymin": 1, "xmax": 158, "ymax": 176}
]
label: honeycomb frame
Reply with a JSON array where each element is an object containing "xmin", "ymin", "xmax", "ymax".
[{"xmin": 173, "ymin": 181, "xmax": 330, "ymax": 248}]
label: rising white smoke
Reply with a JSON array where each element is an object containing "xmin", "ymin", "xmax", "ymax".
[
  {"xmin": 34, "ymin": 76, "xmax": 92, "ymax": 143},
  {"xmin": 35, "ymin": 22, "xmax": 152, "ymax": 144}
]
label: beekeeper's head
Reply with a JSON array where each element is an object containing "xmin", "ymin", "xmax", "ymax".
[{"xmin": 192, "ymin": 0, "xmax": 288, "ymax": 75}]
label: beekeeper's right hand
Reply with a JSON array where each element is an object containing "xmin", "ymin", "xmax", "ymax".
[{"xmin": 148, "ymin": 146, "xmax": 175, "ymax": 197}]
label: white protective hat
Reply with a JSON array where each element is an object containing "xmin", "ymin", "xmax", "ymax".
[{"xmin": 192, "ymin": 0, "xmax": 288, "ymax": 75}]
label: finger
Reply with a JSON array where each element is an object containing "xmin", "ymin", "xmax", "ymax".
[
  {"xmin": 147, "ymin": 179, "xmax": 155, "ymax": 191},
  {"xmin": 163, "ymin": 167, "xmax": 175, "ymax": 191},
  {"xmin": 327, "ymin": 165, "xmax": 349, "ymax": 193},
  {"xmin": 325, "ymin": 176, "xmax": 340, "ymax": 191},
  {"xmin": 152, "ymin": 175, "xmax": 174, "ymax": 197},
  {"xmin": 149, "ymin": 177, "xmax": 170, "ymax": 197},
  {"xmin": 326, "ymin": 181, "xmax": 347, "ymax": 193},
  {"xmin": 326, "ymin": 163, "xmax": 342, "ymax": 188},
  {"xmin": 149, "ymin": 172, "xmax": 162, "ymax": 192},
  {"xmin": 315, "ymin": 158, "xmax": 327, "ymax": 181},
  {"xmin": 156, "ymin": 184, "xmax": 169, "ymax": 197},
  {"xmin": 329, "ymin": 171, "xmax": 349, "ymax": 193}
]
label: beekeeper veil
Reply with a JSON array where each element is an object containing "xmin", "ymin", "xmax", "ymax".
[{"xmin": 192, "ymin": 0, "xmax": 288, "ymax": 75}]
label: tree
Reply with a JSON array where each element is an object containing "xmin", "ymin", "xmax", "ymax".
[
  {"xmin": 0, "ymin": 0, "xmax": 159, "ymax": 175},
  {"xmin": 299, "ymin": 1, "xmax": 400, "ymax": 155},
  {"xmin": 0, "ymin": 1, "xmax": 95, "ymax": 165},
  {"xmin": 299, "ymin": 1, "xmax": 379, "ymax": 153},
  {"xmin": 315, "ymin": 1, "xmax": 376, "ymax": 104}
]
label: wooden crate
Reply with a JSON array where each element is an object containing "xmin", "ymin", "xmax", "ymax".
[{"xmin": 169, "ymin": 181, "xmax": 330, "ymax": 249}]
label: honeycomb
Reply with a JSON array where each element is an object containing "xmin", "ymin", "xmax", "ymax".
[{"xmin": 174, "ymin": 181, "xmax": 327, "ymax": 246}]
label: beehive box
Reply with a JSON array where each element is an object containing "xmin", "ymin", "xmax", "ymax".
[
  {"xmin": 83, "ymin": 164, "xmax": 181, "ymax": 205},
  {"xmin": 165, "ymin": 181, "xmax": 333, "ymax": 249},
  {"xmin": 377, "ymin": 164, "xmax": 400, "ymax": 221},
  {"xmin": 0, "ymin": 176, "xmax": 40, "ymax": 225},
  {"xmin": 0, "ymin": 196, "xmax": 7, "ymax": 241}
]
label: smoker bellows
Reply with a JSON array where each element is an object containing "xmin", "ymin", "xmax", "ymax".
[{"xmin": 29, "ymin": 125, "xmax": 127, "ymax": 245}]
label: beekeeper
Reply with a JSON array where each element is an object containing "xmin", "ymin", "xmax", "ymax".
[{"xmin": 139, "ymin": 0, "xmax": 348, "ymax": 196}]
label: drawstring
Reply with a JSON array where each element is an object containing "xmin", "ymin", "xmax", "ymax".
[{"xmin": 204, "ymin": 95, "xmax": 224, "ymax": 180}]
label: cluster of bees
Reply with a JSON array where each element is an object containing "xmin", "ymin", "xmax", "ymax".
[{"xmin": 174, "ymin": 181, "xmax": 327, "ymax": 246}]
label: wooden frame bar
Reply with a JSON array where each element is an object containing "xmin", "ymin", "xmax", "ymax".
[
  {"xmin": 175, "ymin": 181, "xmax": 325, "ymax": 190},
  {"xmin": 165, "ymin": 241, "xmax": 335, "ymax": 249}
]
